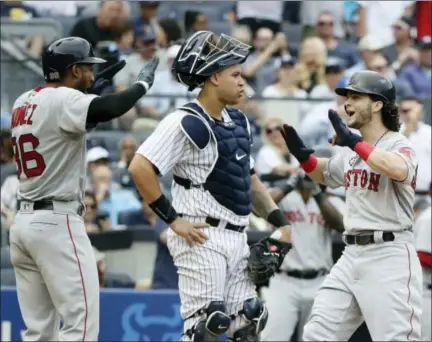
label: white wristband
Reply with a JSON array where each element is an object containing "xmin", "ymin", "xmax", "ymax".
[{"xmin": 135, "ymin": 81, "xmax": 149, "ymax": 93}]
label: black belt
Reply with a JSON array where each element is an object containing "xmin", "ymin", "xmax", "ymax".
[
  {"xmin": 279, "ymin": 268, "xmax": 328, "ymax": 279},
  {"xmin": 428, "ymin": 284, "xmax": 432, "ymax": 291},
  {"xmin": 174, "ymin": 176, "xmax": 203, "ymax": 190},
  {"xmin": 18, "ymin": 200, "xmax": 84, "ymax": 216},
  {"xmin": 344, "ymin": 232, "xmax": 395, "ymax": 246},
  {"xmin": 179, "ymin": 214, "xmax": 245, "ymax": 233}
]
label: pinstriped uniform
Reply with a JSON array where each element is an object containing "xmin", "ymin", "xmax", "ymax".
[{"xmin": 136, "ymin": 100, "xmax": 257, "ymax": 339}]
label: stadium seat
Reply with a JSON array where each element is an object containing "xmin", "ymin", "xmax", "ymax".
[
  {"xmin": 56, "ymin": 16, "xmax": 78, "ymax": 37},
  {"xmin": 104, "ymin": 272, "xmax": 136, "ymax": 288},
  {"xmin": 118, "ymin": 210, "xmax": 150, "ymax": 226}
]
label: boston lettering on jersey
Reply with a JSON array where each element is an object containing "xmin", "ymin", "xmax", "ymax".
[
  {"xmin": 10, "ymin": 103, "xmax": 36, "ymax": 128},
  {"xmin": 283, "ymin": 210, "xmax": 324, "ymax": 225},
  {"xmin": 344, "ymin": 169, "xmax": 381, "ymax": 192},
  {"xmin": 176, "ymin": 102, "xmax": 252, "ymax": 216}
]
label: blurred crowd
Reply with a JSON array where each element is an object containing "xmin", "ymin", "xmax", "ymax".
[{"xmin": 1, "ymin": 1, "xmax": 431, "ymax": 290}]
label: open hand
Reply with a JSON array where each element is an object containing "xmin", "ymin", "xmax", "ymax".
[
  {"xmin": 170, "ymin": 217, "xmax": 209, "ymax": 247},
  {"xmin": 87, "ymin": 60, "xmax": 126, "ymax": 95},
  {"xmin": 328, "ymin": 110, "xmax": 362, "ymax": 150},
  {"xmin": 135, "ymin": 57, "xmax": 159, "ymax": 93},
  {"xmin": 279, "ymin": 125, "xmax": 315, "ymax": 163}
]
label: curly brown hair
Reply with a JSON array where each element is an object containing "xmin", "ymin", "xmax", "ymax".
[{"xmin": 370, "ymin": 95, "xmax": 401, "ymax": 132}]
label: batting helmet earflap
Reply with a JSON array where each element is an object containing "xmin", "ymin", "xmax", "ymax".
[
  {"xmin": 335, "ymin": 70, "xmax": 396, "ymax": 103},
  {"xmin": 172, "ymin": 30, "xmax": 252, "ymax": 91},
  {"xmin": 42, "ymin": 37, "xmax": 106, "ymax": 82}
]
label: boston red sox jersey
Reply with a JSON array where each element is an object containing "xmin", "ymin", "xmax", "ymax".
[
  {"xmin": 11, "ymin": 86, "xmax": 97, "ymax": 202},
  {"xmin": 414, "ymin": 206, "xmax": 431, "ymax": 287},
  {"xmin": 279, "ymin": 191, "xmax": 333, "ymax": 271},
  {"xmin": 136, "ymin": 101, "xmax": 254, "ymax": 226},
  {"xmin": 323, "ymin": 132, "xmax": 418, "ymax": 232}
]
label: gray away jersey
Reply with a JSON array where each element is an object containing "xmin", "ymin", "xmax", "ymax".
[
  {"xmin": 324, "ymin": 132, "xmax": 418, "ymax": 232},
  {"xmin": 279, "ymin": 190, "xmax": 334, "ymax": 271},
  {"xmin": 136, "ymin": 101, "xmax": 254, "ymax": 227},
  {"xmin": 11, "ymin": 86, "xmax": 97, "ymax": 202}
]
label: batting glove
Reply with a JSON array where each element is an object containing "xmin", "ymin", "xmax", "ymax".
[
  {"xmin": 134, "ymin": 57, "xmax": 159, "ymax": 94},
  {"xmin": 328, "ymin": 110, "xmax": 363, "ymax": 150},
  {"xmin": 280, "ymin": 125, "xmax": 315, "ymax": 163},
  {"xmin": 87, "ymin": 60, "xmax": 126, "ymax": 95}
]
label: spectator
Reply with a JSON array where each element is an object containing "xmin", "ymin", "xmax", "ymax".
[
  {"xmin": 396, "ymin": 36, "xmax": 432, "ymax": 99},
  {"xmin": 157, "ymin": 18, "xmax": 183, "ymax": 48},
  {"xmin": 0, "ymin": 0, "xmax": 44, "ymax": 57},
  {"xmin": 295, "ymin": 37, "xmax": 327, "ymax": 94},
  {"xmin": 399, "ymin": 97, "xmax": 431, "ymax": 194},
  {"xmin": 367, "ymin": 54, "xmax": 413, "ymax": 98},
  {"xmin": 139, "ymin": 44, "xmax": 200, "ymax": 117},
  {"xmin": 344, "ymin": 34, "xmax": 383, "ymax": 78},
  {"xmin": 261, "ymin": 55, "xmax": 309, "ymax": 119},
  {"xmin": 184, "ymin": 10, "xmax": 208, "ymax": 37},
  {"xmin": 309, "ymin": 57, "xmax": 345, "ymax": 100},
  {"xmin": 301, "ymin": 1, "xmax": 345, "ymax": 39},
  {"xmin": 86, "ymin": 146, "xmax": 110, "ymax": 183},
  {"xmin": 356, "ymin": 1, "xmax": 415, "ymax": 47},
  {"xmin": 231, "ymin": 24, "xmax": 253, "ymax": 46},
  {"xmin": 242, "ymin": 29, "xmax": 287, "ymax": 95},
  {"xmin": 235, "ymin": 1, "xmax": 284, "ymax": 36},
  {"xmin": 133, "ymin": 1, "xmax": 159, "ymax": 41},
  {"xmin": 113, "ymin": 27, "xmax": 158, "ymax": 119},
  {"xmin": 112, "ymin": 135, "xmax": 138, "ymax": 188},
  {"xmin": 383, "ymin": 16, "xmax": 416, "ymax": 64},
  {"xmin": 0, "ymin": 131, "xmax": 16, "ymax": 185},
  {"xmin": 315, "ymin": 11, "xmax": 360, "ymax": 68},
  {"xmin": 255, "ymin": 117, "xmax": 298, "ymax": 180},
  {"xmin": 70, "ymin": 0, "xmax": 126, "ymax": 47},
  {"xmin": 0, "ymin": 174, "xmax": 18, "ymax": 229},
  {"xmin": 91, "ymin": 165, "xmax": 141, "ymax": 227},
  {"xmin": 83, "ymin": 191, "xmax": 105, "ymax": 233},
  {"xmin": 111, "ymin": 18, "xmax": 135, "ymax": 60}
]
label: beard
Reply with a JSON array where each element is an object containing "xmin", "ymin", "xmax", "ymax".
[
  {"xmin": 76, "ymin": 78, "xmax": 92, "ymax": 93},
  {"xmin": 346, "ymin": 103, "xmax": 373, "ymax": 129}
]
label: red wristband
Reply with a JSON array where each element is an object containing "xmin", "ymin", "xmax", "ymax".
[
  {"xmin": 353, "ymin": 141, "xmax": 375, "ymax": 161},
  {"xmin": 300, "ymin": 155, "xmax": 318, "ymax": 173}
]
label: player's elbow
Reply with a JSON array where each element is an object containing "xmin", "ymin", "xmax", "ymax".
[{"xmin": 128, "ymin": 154, "xmax": 155, "ymax": 180}]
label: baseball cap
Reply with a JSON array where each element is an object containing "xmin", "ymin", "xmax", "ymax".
[
  {"xmin": 136, "ymin": 26, "xmax": 157, "ymax": 44},
  {"xmin": 358, "ymin": 35, "xmax": 384, "ymax": 51},
  {"xmin": 418, "ymin": 36, "xmax": 432, "ymax": 49},
  {"xmin": 87, "ymin": 146, "xmax": 109, "ymax": 164},
  {"xmin": 325, "ymin": 57, "xmax": 345, "ymax": 73},
  {"xmin": 274, "ymin": 55, "xmax": 296, "ymax": 69}
]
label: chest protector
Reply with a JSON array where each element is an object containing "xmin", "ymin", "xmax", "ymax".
[{"xmin": 177, "ymin": 102, "xmax": 252, "ymax": 216}]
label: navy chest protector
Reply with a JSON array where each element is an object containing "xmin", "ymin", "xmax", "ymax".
[{"xmin": 176, "ymin": 102, "xmax": 252, "ymax": 216}]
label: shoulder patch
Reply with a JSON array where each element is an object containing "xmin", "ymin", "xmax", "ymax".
[{"xmin": 180, "ymin": 114, "xmax": 211, "ymax": 150}]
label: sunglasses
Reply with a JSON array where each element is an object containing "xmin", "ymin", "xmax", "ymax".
[
  {"xmin": 318, "ymin": 21, "xmax": 333, "ymax": 27},
  {"xmin": 266, "ymin": 126, "xmax": 282, "ymax": 134},
  {"xmin": 371, "ymin": 65, "xmax": 387, "ymax": 72},
  {"xmin": 85, "ymin": 203, "xmax": 97, "ymax": 209},
  {"xmin": 400, "ymin": 108, "xmax": 411, "ymax": 114}
]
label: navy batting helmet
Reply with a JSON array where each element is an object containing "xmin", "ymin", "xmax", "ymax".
[
  {"xmin": 172, "ymin": 31, "xmax": 252, "ymax": 91},
  {"xmin": 335, "ymin": 70, "xmax": 396, "ymax": 103},
  {"xmin": 42, "ymin": 37, "xmax": 106, "ymax": 82}
]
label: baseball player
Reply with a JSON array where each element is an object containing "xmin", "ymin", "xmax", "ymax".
[
  {"xmin": 9, "ymin": 37, "xmax": 158, "ymax": 341},
  {"xmin": 280, "ymin": 70, "xmax": 423, "ymax": 341},
  {"xmin": 261, "ymin": 171, "xmax": 344, "ymax": 341},
  {"xmin": 129, "ymin": 31, "xmax": 292, "ymax": 342},
  {"xmin": 413, "ymin": 187, "xmax": 431, "ymax": 341}
]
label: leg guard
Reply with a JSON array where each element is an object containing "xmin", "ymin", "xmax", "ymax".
[
  {"xmin": 228, "ymin": 298, "xmax": 268, "ymax": 342},
  {"xmin": 184, "ymin": 301, "xmax": 231, "ymax": 342}
]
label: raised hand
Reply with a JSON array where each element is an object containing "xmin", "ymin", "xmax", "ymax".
[
  {"xmin": 279, "ymin": 124, "xmax": 315, "ymax": 163},
  {"xmin": 135, "ymin": 57, "xmax": 159, "ymax": 93},
  {"xmin": 87, "ymin": 60, "xmax": 126, "ymax": 95},
  {"xmin": 328, "ymin": 109, "xmax": 362, "ymax": 149}
]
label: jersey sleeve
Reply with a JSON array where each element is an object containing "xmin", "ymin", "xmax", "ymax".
[
  {"xmin": 135, "ymin": 111, "xmax": 187, "ymax": 176},
  {"xmin": 56, "ymin": 87, "xmax": 98, "ymax": 135},
  {"xmin": 389, "ymin": 139, "xmax": 418, "ymax": 184},
  {"xmin": 323, "ymin": 152, "xmax": 346, "ymax": 189}
]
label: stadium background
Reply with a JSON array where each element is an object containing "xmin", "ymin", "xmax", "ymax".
[{"xmin": 0, "ymin": 1, "xmax": 431, "ymax": 341}]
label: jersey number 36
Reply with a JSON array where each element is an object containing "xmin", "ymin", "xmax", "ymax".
[{"xmin": 12, "ymin": 134, "xmax": 46, "ymax": 179}]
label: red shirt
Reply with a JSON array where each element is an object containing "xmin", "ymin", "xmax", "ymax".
[{"xmin": 416, "ymin": 1, "xmax": 432, "ymax": 39}]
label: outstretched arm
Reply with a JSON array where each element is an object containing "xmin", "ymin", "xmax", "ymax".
[{"xmin": 250, "ymin": 174, "xmax": 292, "ymax": 242}]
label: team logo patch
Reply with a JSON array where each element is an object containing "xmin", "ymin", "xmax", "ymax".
[{"xmin": 398, "ymin": 147, "xmax": 412, "ymax": 159}]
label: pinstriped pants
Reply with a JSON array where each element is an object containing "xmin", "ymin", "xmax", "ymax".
[{"xmin": 167, "ymin": 225, "xmax": 257, "ymax": 338}]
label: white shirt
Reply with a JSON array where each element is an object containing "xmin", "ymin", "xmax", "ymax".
[
  {"xmin": 11, "ymin": 86, "xmax": 97, "ymax": 201},
  {"xmin": 301, "ymin": 1, "xmax": 345, "ymax": 38},
  {"xmin": 1, "ymin": 175, "xmax": 19, "ymax": 213},
  {"xmin": 403, "ymin": 122, "xmax": 431, "ymax": 192},
  {"xmin": 136, "ymin": 102, "xmax": 254, "ymax": 226},
  {"xmin": 255, "ymin": 144, "xmax": 286, "ymax": 176},
  {"xmin": 357, "ymin": 1, "xmax": 414, "ymax": 47},
  {"xmin": 236, "ymin": 1, "xmax": 284, "ymax": 22}
]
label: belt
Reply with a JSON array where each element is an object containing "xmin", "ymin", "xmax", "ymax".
[
  {"xmin": 174, "ymin": 176, "xmax": 204, "ymax": 190},
  {"xmin": 285, "ymin": 268, "xmax": 328, "ymax": 280},
  {"xmin": 344, "ymin": 232, "xmax": 395, "ymax": 246},
  {"xmin": 179, "ymin": 214, "xmax": 245, "ymax": 233},
  {"xmin": 428, "ymin": 284, "xmax": 432, "ymax": 291},
  {"xmin": 18, "ymin": 200, "xmax": 84, "ymax": 216}
]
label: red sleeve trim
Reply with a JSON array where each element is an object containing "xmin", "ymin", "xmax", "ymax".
[{"xmin": 418, "ymin": 251, "xmax": 432, "ymax": 268}]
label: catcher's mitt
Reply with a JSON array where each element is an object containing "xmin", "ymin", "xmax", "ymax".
[{"xmin": 247, "ymin": 237, "xmax": 291, "ymax": 285}]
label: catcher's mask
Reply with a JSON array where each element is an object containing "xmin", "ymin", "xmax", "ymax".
[{"xmin": 172, "ymin": 30, "xmax": 252, "ymax": 91}]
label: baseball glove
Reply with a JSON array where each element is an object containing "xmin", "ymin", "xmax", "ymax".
[{"xmin": 247, "ymin": 237, "xmax": 291, "ymax": 285}]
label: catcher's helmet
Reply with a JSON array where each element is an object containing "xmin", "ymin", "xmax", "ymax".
[
  {"xmin": 172, "ymin": 31, "xmax": 252, "ymax": 91},
  {"xmin": 42, "ymin": 37, "xmax": 106, "ymax": 82},
  {"xmin": 335, "ymin": 70, "xmax": 396, "ymax": 103}
]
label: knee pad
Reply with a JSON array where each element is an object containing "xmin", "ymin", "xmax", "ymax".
[
  {"xmin": 185, "ymin": 301, "xmax": 231, "ymax": 342},
  {"xmin": 228, "ymin": 298, "xmax": 268, "ymax": 342}
]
